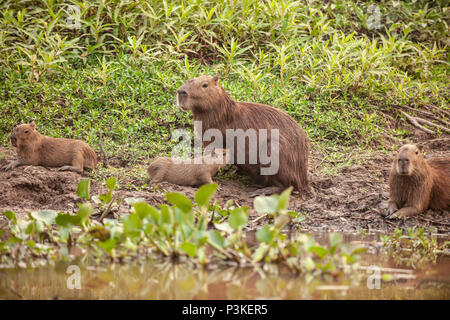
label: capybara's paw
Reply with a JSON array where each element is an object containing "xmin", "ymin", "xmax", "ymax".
[
  {"xmin": 387, "ymin": 211, "xmax": 403, "ymax": 220},
  {"xmin": 249, "ymin": 186, "xmax": 282, "ymax": 198},
  {"xmin": 57, "ymin": 165, "xmax": 81, "ymax": 173},
  {"xmin": 1, "ymin": 162, "xmax": 14, "ymax": 171},
  {"xmin": 385, "ymin": 202, "xmax": 398, "ymax": 218}
]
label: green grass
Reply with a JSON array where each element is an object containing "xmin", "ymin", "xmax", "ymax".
[{"xmin": 0, "ymin": 0, "xmax": 448, "ymax": 175}]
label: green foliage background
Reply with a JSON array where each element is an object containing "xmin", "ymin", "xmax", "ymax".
[{"xmin": 0, "ymin": 0, "xmax": 448, "ymax": 164}]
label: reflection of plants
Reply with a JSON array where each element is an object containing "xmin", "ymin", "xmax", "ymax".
[
  {"xmin": 0, "ymin": 179, "xmax": 364, "ymax": 277},
  {"xmin": 381, "ymin": 227, "xmax": 447, "ymax": 268}
]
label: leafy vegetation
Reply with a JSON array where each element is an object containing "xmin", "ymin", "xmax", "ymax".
[
  {"xmin": 0, "ymin": 0, "xmax": 448, "ymax": 169},
  {"xmin": 381, "ymin": 227, "xmax": 449, "ymax": 268},
  {"xmin": 0, "ymin": 179, "xmax": 365, "ymax": 276}
]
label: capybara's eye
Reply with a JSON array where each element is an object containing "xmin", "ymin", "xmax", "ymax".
[
  {"xmin": 416, "ymin": 151, "xmax": 418, "ymax": 155},
  {"xmin": 24, "ymin": 130, "xmax": 29, "ymax": 134},
  {"xmin": 202, "ymin": 83, "xmax": 208, "ymax": 88}
]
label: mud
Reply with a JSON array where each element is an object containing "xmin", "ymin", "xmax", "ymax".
[{"xmin": 0, "ymin": 136, "xmax": 449, "ymax": 235}]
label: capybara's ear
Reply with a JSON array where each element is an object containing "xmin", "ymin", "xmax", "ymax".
[
  {"xmin": 212, "ymin": 74, "xmax": 220, "ymax": 83},
  {"xmin": 30, "ymin": 121, "xmax": 35, "ymax": 128},
  {"xmin": 416, "ymin": 144, "xmax": 422, "ymax": 154}
]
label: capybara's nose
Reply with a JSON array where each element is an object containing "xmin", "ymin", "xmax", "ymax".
[
  {"xmin": 10, "ymin": 134, "xmax": 17, "ymax": 146},
  {"xmin": 178, "ymin": 89, "xmax": 187, "ymax": 97}
]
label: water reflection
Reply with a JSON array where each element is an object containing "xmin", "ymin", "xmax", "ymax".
[{"xmin": 1, "ymin": 256, "xmax": 449, "ymax": 299}]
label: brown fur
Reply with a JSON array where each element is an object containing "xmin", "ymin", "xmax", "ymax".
[
  {"xmin": 2, "ymin": 122, "xmax": 98, "ymax": 174},
  {"xmin": 147, "ymin": 149, "xmax": 229, "ymax": 186},
  {"xmin": 387, "ymin": 144, "xmax": 450, "ymax": 218},
  {"xmin": 176, "ymin": 75, "xmax": 309, "ymax": 192}
]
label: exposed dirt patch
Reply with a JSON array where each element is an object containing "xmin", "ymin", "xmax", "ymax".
[{"xmin": 1, "ymin": 137, "xmax": 449, "ymax": 234}]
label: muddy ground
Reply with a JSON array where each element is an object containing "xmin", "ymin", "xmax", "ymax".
[{"xmin": 0, "ymin": 135, "xmax": 449, "ymax": 235}]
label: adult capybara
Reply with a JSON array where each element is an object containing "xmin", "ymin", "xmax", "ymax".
[
  {"xmin": 2, "ymin": 122, "xmax": 98, "ymax": 174},
  {"xmin": 147, "ymin": 148, "xmax": 229, "ymax": 186},
  {"xmin": 176, "ymin": 75, "xmax": 309, "ymax": 195},
  {"xmin": 386, "ymin": 144, "xmax": 450, "ymax": 218}
]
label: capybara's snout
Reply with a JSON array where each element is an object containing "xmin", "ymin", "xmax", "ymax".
[
  {"xmin": 397, "ymin": 158, "xmax": 411, "ymax": 175},
  {"xmin": 177, "ymin": 88, "xmax": 188, "ymax": 110},
  {"xmin": 9, "ymin": 134, "xmax": 17, "ymax": 147},
  {"xmin": 177, "ymin": 88, "xmax": 187, "ymax": 97}
]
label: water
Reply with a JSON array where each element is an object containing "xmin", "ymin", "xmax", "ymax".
[{"xmin": 1, "ymin": 233, "xmax": 449, "ymax": 300}]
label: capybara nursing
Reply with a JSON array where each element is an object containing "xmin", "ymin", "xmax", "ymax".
[
  {"xmin": 387, "ymin": 144, "xmax": 450, "ymax": 218},
  {"xmin": 147, "ymin": 148, "xmax": 229, "ymax": 186},
  {"xmin": 2, "ymin": 122, "xmax": 98, "ymax": 174},
  {"xmin": 176, "ymin": 75, "xmax": 309, "ymax": 192}
]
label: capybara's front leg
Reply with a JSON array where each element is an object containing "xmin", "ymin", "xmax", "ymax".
[
  {"xmin": 389, "ymin": 206, "xmax": 420, "ymax": 219},
  {"xmin": 58, "ymin": 155, "xmax": 84, "ymax": 174},
  {"xmin": 249, "ymin": 186, "xmax": 282, "ymax": 198},
  {"xmin": 2, "ymin": 159, "xmax": 26, "ymax": 171},
  {"xmin": 386, "ymin": 201, "xmax": 399, "ymax": 217},
  {"xmin": 58, "ymin": 165, "xmax": 83, "ymax": 174}
]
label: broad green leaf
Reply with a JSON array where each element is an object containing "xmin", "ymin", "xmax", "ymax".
[
  {"xmin": 125, "ymin": 197, "xmax": 146, "ymax": 206},
  {"xmin": 228, "ymin": 207, "xmax": 248, "ymax": 230},
  {"xmin": 208, "ymin": 230, "xmax": 225, "ymax": 248},
  {"xmin": 106, "ymin": 177, "xmax": 117, "ymax": 191},
  {"xmin": 25, "ymin": 239, "xmax": 36, "ymax": 248},
  {"xmin": 77, "ymin": 179, "xmax": 90, "ymax": 200},
  {"xmin": 277, "ymin": 187, "xmax": 293, "ymax": 210},
  {"xmin": 166, "ymin": 193, "xmax": 193, "ymax": 212},
  {"xmin": 309, "ymin": 246, "xmax": 329, "ymax": 259},
  {"xmin": 253, "ymin": 244, "xmax": 268, "ymax": 262},
  {"xmin": 214, "ymin": 222, "xmax": 234, "ymax": 234},
  {"xmin": 55, "ymin": 213, "xmax": 80, "ymax": 228},
  {"xmin": 194, "ymin": 230, "xmax": 208, "ymax": 246},
  {"xmin": 77, "ymin": 203, "xmax": 93, "ymax": 229},
  {"xmin": 31, "ymin": 210, "xmax": 57, "ymax": 226},
  {"xmin": 194, "ymin": 183, "xmax": 218, "ymax": 208},
  {"xmin": 321, "ymin": 261, "xmax": 336, "ymax": 272},
  {"xmin": 159, "ymin": 205, "xmax": 173, "ymax": 226},
  {"xmin": 124, "ymin": 238, "xmax": 137, "ymax": 250},
  {"xmin": 122, "ymin": 213, "xmax": 142, "ymax": 234},
  {"xmin": 3, "ymin": 211, "xmax": 16, "ymax": 224},
  {"xmin": 181, "ymin": 241, "xmax": 197, "ymax": 258},
  {"xmin": 98, "ymin": 239, "xmax": 116, "ymax": 253},
  {"xmin": 25, "ymin": 220, "xmax": 43, "ymax": 235},
  {"xmin": 59, "ymin": 227, "xmax": 69, "ymax": 242},
  {"xmin": 256, "ymin": 224, "xmax": 272, "ymax": 243},
  {"xmin": 133, "ymin": 202, "xmax": 154, "ymax": 220},
  {"xmin": 253, "ymin": 195, "xmax": 278, "ymax": 214},
  {"xmin": 288, "ymin": 243, "xmax": 298, "ymax": 256},
  {"xmin": 99, "ymin": 192, "xmax": 112, "ymax": 204},
  {"xmin": 351, "ymin": 247, "xmax": 367, "ymax": 255},
  {"xmin": 305, "ymin": 257, "xmax": 315, "ymax": 271}
]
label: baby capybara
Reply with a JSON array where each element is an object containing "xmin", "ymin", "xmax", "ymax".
[
  {"xmin": 386, "ymin": 144, "xmax": 450, "ymax": 218},
  {"xmin": 2, "ymin": 122, "xmax": 98, "ymax": 174},
  {"xmin": 176, "ymin": 75, "xmax": 309, "ymax": 194},
  {"xmin": 147, "ymin": 148, "xmax": 229, "ymax": 186}
]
